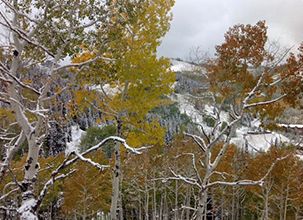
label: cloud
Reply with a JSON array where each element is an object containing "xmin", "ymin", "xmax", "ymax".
[{"xmin": 158, "ymin": 0, "xmax": 303, "ymax": 60}]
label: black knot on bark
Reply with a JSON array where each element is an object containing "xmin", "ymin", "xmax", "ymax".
[
  {"xmin": 13, "ymin": 50, "xmax": 18, "ymax": 57},
  {"xmin": 27, "ymin": 157, "xmax": 33, "ymax": 164},
  {"xmin": 25, "ymin": 164, "xmax": 30, "ymax": 171}
]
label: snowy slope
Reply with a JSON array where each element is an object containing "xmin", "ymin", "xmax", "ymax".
[
  {"xmin": 65, "ymin": 126, "xmax": 85, "ymax": 155},
  {"xmin": 170, "ymin": 59, "xmax": 197, "ymax": 72},
  {"xmin": 172, "ymin": 93, "xmax": 290, "ymax": 152}
]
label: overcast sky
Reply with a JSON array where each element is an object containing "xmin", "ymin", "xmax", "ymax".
[{"xmin": 157, "ymin": 0, "xmax": 303, "ymax": 60}]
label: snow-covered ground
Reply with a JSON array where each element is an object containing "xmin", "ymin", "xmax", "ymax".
[
  {"xmin": 65, "ymin": 126, "xmax": 85, "ymax": 155},
  {"xmin": 89, "ymin": 84, "xmax": 119, "ymax": 96},
  {"xmin": 172, "ymin": 93, "xmax": 290, "ymax": 152},
  {"xmin": 170, "ymin": 59, "xmax": 197, "ymax": 72}
]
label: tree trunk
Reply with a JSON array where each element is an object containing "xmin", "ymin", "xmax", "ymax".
[
  {"xmin": 110, "ymin": 115, "xmax": 123, "ymax": 220},
  {"xmin": 196, "ymin": 189, "xmax": 207, "ymax": 220},
  {"xmin": 283, "ymin": 183, "xmax": 289, "ymax": 220},
  {"xmin": 231, "ymin": 187, "xmax": 235, "ymax": 220},
  {"xmin": 186, "ymin": 187, "xmax": 190, "ymax": 220},
  {"xmin": 263, "ymin": 188, "xmax": 270, "ymax": 220},
  {"xmin": 139, "ymin": 192, "xmax": 142, "ymax": 220},
  {"xmin": 174, "ymin": 180, "xmax": 178, "ymax": 220},
  {"xmin": 110, "ymin": 141, "xmax": 121, "ymax": 220},
  {"xmin": 153, "ymin": 178, "xmax": 157, "ymax": 220},
  {"xmin": 145, "ymin": 173, "xmax": 149, "ymax": 220}
]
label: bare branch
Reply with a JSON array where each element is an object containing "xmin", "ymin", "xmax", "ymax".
[
  {"xmin": 5, "ymin": 70, "xmax": 41, "ymax": 95},
  {"xmin": 209, "ymin": 171, "xmax": 237, "ymax": 180},
  {"xmin": 1, "ymin": 0, "xmax": 39, "ymax": 24},
  {"xmin": 0, "ymin": 187, "xmax": 19, "ymax": 202},
  {"xmin": 207, "ymin": 179, "xmax": 263, "ymax": 189},
  {"xmin": 184, "ymin": 133, "xmax": 207, "ymax": 152},
  {"xmin": 74, "ymin": 151, "xmax": 110, "ymax": 171},
  {"xmin": 174, "ymin": 153, "xmax": 202, "ymax": 184},
  {"xmin": 0, "ymin": 10, "xmax": 55, "ymax": 57},
  {"xmin": 152, "ymin": 176, "xmax": 201, "ymax": 188},
  {"xmin": 34, "ymin": 169, "xmax": 77, "ymax": 211},
  {"xmin": 170, "ymin": 169, "xmax": 201, "ymax": 188},
  {"xmin": 54, "ymin": 56, "xmax": 115, "ymax": 72},
  {"xmin": 7, "ymin": 165, "xmax": 23, "ymax": 190},
  {"xmin": 244, "ymin": 94, "xmax": 287, "ymax": 109},
  {"xmin": 260, "ymin": 153, "xmax": 293, "ymax": 182}
]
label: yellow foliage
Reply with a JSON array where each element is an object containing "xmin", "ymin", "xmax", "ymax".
[
  {"xmin": 0, "ymin": 107, "xmax": 15, "ymax": 128},
  {"xmin": 61, "ymin": 150, "xmax": 112, "ymax": 218},
  {"xmin": 69, "ymin": 0, "xmax": 175, "ymax": 148}
]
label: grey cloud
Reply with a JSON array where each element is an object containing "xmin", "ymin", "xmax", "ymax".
[{"xmin": 158, "ymin": 0, "xmax": 303, "ymax": 60}]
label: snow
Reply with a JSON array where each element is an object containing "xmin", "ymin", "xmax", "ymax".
[
  {"xmin": 65, "ymin": 126, "xmax": 85, "ymax": 155},
  {"xmin": 170, "ymin": 59, "xmax": 197, "ymax": 72},
  {"xmin": 172, "ymin": 93, "xmax": 290, "ymax": 152},
  {"xmin": 296, "ymin": 154, "xmax": 303, "ymax": 160},
  {"xmin": 89, "ymin": 84, "xmax": 119, "ymax": 96},
  {"xmin": 20, "ymin": 211, "xmax": 38, "ymax": 220},
  {"xmin": 18, "ymin": 198, "xmax": 37, "ymax": 220},
  {"xmin": 170, "ymin": 93, "xmax": 228, "ymax": 134},
  {"xmin": 231, "ymin": 132, "xmax": 290, "ymax": 152},
  {"xmin": 279, "ymin": 123, "xmax": 303, "ymax": 129}
]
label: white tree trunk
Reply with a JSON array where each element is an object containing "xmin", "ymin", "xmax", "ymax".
[{"xmin": 110, "ymin": 141, "xmax": 121, "ymax": 220}]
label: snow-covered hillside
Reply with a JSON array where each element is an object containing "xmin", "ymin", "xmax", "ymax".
[
  {"xmin": 66, "ymin": 59, "xmax": 293, "ymax": 155},
  {"xmin": 66, "ymin": 126, "xmax": 85, "ymax": 155},
  {"xmin": 172, "ymin": 93, "xmax": 290, "ymax": 153},
  {"xmin": 170, "ymin": 59, "xmax": 197, "ymax": 72}
]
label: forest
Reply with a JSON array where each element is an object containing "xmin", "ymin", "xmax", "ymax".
[{"xmin": 0, "ymin": 0, "xmax": 303, "ymax": 219}]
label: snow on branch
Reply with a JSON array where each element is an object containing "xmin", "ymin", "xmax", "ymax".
[
  {"xmin": 174, "ymin": 153, "xmax": 202, "ymax": 184},
  {"xmin": 54, "ymin": 56, "xmax": 115, "ymax": 72},
  {"xmin": 0, "ymin": 205, "xmax": 17, "ymax": 211},
  {"xmin": 80, "ymin": 136, "xmax": 142, "ymax": 156},
  {"xmin": 244, "ymin": 94, "xmax": 286, "ymax": 109},
  {"xmin": 151, "ymin": 168, "xmax": 201, "ymax": 188},
  {"xmin": 259, "ymin": 152, "xmax": 293, "ymax": 183},
  {"xmin": 210, "ymin": 171, "xmax": 237, "ymax": 180},
  {"xmin": 4, "ymin": 70, "xmax": 41, "ymax": 95},
  {"xmin": 171, "ymin": 169, "xmax": 201, "ymax": 187},
  {"xmin": 34, "ymin": 169, "xmax": 76, "ymax": 211},
  {"xmin": 1, "ymin": 0, "xmax": 40, "ymax": 24},
  {"xmin": 207, "ymin": 153, "xmax": 293, "ymax": 189},
  {"xmin": 0, "ymin": 187, "xmax": 19, "ymax": 203},
  {"xmin": 74, "ymin": 151, "xmax": 110, "ymax": 171},
  {"xmin": 32, "ymin": 136, "xmax": 138, "ymax": 211},
  {"xmin": 152, "ymin": 176, "xmax": 201, "ymax": 188},
  {"xmin": 0, "ymin": 76, "xmax": 12, "ymax": 84},
  {"xmin": 207, "ymin": 179, "xmax": 263, "ymax": 188},
  {"xmin": 0, "ymin": 10, "xmax": 55, "ymax": 57},
  {"xmin": 184, "ymin": 133, "xmax": 207, "ymax": 152},
  {"xmin": 180, "ymin": 205, "xmax": 197, "ymax": 211}
]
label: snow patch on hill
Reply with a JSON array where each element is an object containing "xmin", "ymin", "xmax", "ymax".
[
  {"xmin": 170, "ymin": 59, "xmax": 196, "ymax": 72},
  {"xmin": 172, "ymin": 93, "xmax": 290, "ymax": 152},
  {"xmin": 66, "ymin": 126, "xmax": 85, "ymax": 155}
]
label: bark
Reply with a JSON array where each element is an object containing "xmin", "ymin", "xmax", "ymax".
[
  {"xmin": 174, "ymin": 180, "xmax": 178, "ymax": 220},
  {"xmin": 231, "ymin": 187, "xmax": 235, "ymax": 220},
  {"xmin": 110, "ymin": 116, "xmax": 122, "ymax": 220},
  {"xmin": 145, "ymin": 172, "xmax": 149, "ymax": 220},
  {"xmin": 283, "ymin": 183, "xmax": 290, "ymax": 220},
  {"xmin": 196, "ymin": 189, "xmax": 208, "ymax": 220},
  {"xmin": 185, "ymin": 187, "xmax": 190, "ymax": 220},
  {"xmin": 110, "ymin": 141, "xmax": 121, "ymax": 220},
  {"xmin": 153, "ymin": 177, "xmax": 157, "ymax": 220}
]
